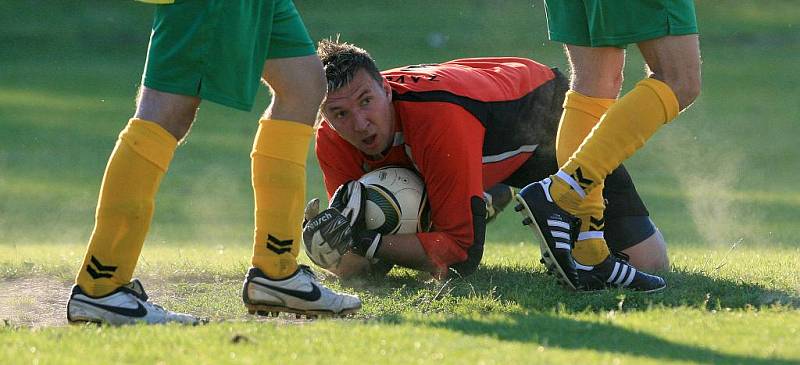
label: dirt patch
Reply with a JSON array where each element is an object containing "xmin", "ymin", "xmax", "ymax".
[
  {"xmin": 0, "ymin": 277, "xmax": 345, "ymax": 327},
  {"xmin": 0, "ymin": 277, "xmax": 72, "ymax": 328}
]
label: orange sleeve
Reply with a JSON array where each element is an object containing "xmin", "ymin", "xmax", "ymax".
[{"xmin": 400, "ymin": 102, "xmax": 486, "ymax": 269}]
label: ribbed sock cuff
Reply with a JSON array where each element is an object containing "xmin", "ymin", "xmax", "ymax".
[
  {"xmin": 121, "ymin": 119, "xmax": 178, "ymax": 172},
  {"xmin": 638, "ymin": 78, "xmax": 680, "ymax": 122},
  {"xmin": 251, "ymin": 119, "xmax": 313, "ymax": 165},
  {"xmin": 563, "ymin": 90, "xmax": 616, "ymax": 119}
]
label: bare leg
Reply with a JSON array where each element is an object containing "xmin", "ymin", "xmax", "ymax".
[
  {"xmin": 261, "ymin": 55, "xmax": 326, "ymax": 124},
  {"xmin": 637, "ymin": 35, "xmax": 702, "ymax": 110},
  {"xmin": 566, "ymin": 45, "xmax": 626, "ymax": 99},
  {"xmin": 621, "ymin": 228, "xmax": 669, "ymax": 272},
  {"xmin": 134, "ymin": 87, "xmax": 200, "ymax": 141},
  {"xmin": 250, "ymin": 54, "xmax": 326, "ymax": 278},
  {"xmin": 75, "ymin": 87, "xmax": 199, "ymax": 296}
]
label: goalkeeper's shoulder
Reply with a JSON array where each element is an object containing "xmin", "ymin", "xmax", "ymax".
[{"xmin": 135, "ymin": 0, "xmax": 174, "ymax": 4}]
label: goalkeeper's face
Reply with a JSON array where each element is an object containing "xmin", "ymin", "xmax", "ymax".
[{"xmin": 322, "ymin": 69, "xmax": 396, "ymax": 158}]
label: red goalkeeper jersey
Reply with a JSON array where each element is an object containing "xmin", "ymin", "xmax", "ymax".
[{"xmin": 316, "ymin": 57, "xmax": 559, "ymax": 269}]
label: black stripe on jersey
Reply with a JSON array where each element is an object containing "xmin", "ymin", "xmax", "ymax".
[
  {"xmin": 392, "ymin": 68, "xmax": 569, "ymax": 158},
  {"xmin": 448, "ymin": 196, "xmax": 486, "ymax": 277}
]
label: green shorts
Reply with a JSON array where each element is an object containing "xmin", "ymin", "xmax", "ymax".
[
  {"xmin": 544, "ymin": 0, "xmax": 698, "ymax": 47},
  {"xmin": 142, "ymin": 0, "xmax": 316, "ymax": 111}
]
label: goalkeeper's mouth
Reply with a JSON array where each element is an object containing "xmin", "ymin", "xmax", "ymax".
[{"xmin": 362, "ymin": 134, "xmax": 377, "ymax": 148}]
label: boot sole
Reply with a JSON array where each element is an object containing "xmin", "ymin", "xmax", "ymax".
[
  {"xmin": 514, "ymin": 193, "xmax": 577, "ymax": 290},
  {"xmin": 245, "ymin": 303, "xmax": 361, "ymax": 319}
]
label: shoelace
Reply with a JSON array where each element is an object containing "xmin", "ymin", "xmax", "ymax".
[
  {"xmin": 298, "ymin": 264, "xmax": 320, "ymax": 281},
  {"xmin": 298, "ymin": 264, "xmax": 339, "ymax": 297},
  {"xmin": 123, "ymin": 282, "xmax": 169, "ymax": 313}
]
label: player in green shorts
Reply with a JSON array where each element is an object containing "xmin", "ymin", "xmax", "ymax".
[
  {"xmin": 514, "ymin": 1, "xmax": 701, "ymax": 291},
  {"xmin": 66, "ymin": 0, "xmax": 361, "ymax": 325}
]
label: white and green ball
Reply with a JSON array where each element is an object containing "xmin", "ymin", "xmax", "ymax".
[{"xmin": 358, "ymin": 166, "xmax": 432, "ymax": 235}]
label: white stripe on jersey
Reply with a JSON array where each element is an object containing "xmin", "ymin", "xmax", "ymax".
[{"xmin": 482, "ymin": 144, "xmax": 538, "ymax": 163}]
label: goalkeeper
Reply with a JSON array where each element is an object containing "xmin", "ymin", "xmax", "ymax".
[{"xmin": 303, "ymin": 39, "xmax": 668, "ymax": 283}]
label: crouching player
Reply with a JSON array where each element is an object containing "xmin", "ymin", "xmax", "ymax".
[{"xmin": 302, "ymin": 40, "xmax": 668, "ymax": 291}]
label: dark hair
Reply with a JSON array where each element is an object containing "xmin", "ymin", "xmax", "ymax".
[{"xmin": 317, "ymin": 38, "xmax": 383, "ymax": 92}]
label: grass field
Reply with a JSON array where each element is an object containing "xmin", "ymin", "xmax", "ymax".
[{"xmin": 1, "ymin": 1, "xmax": 799, "ymax": 364}]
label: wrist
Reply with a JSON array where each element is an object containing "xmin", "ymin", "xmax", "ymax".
[{"xmin": 351, "ymin": 231, "xmax": 382, "ymax": 260}]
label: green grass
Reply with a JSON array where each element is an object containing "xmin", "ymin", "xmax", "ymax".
[
  {"xmin": 1, "ymin": 1, "xmax": 799, "ymax": 364},
  {"xmin": 3, "ymin": 310, "xmax": 799, "ymax": 365},
  {"xmin": 1, "ymin": 244, "xmax": 799, "ymax": 364}
]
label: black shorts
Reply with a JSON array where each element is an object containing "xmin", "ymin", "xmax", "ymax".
[{"xmin": 498, "ymin": 69, "xmax": 655, "ymax": 252}]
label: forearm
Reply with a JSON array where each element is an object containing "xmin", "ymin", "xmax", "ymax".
[
  {"xmin": 375, "ymin": 233, "xmax": 438, "ymax": 273},
  {"xmin": 329, "ymin": 233, "xmax": 447, "ymax": 279}
]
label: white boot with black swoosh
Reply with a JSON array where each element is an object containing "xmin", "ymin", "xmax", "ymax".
[
  {"xmin": 243, "ymin": 265, "xmax": 361, "ymax": 318},
  {"xmin": 67, "ymin": 279, "xmax": 201, "ymax": 325}
]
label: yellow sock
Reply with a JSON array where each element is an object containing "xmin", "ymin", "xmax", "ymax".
[
  {"xmin": 573, "ymin": 215, "xmax": 609, "ymax": 266},
  {"xmin": 555, "ymin": 90, "xmax": 614, "ymax": 219},
  {"xmin": 551, "ymin": 78, "xmax": 680, "ymax": 214},
  {"xmin": 76, "ymin": 119, "xmax": 177, "ymax": 297},
  {"xmin": 251, "ymin": 119, "xmax": 313, "ymax": 279},
  {"xmin": 556, "ymin": 91, "xmax": 615, "ymax": 265}
]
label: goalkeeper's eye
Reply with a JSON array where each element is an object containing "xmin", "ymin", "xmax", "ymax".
[
  {"xmin": 360, "ymin": 97, "xmax": 371, "ymax": 106},
  {"xmin": 334, "ymin": 111, "xmax": 347, "ymax": 119}
]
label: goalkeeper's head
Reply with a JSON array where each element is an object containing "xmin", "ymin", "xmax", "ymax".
[
  {"xmin": 317, "ymin": 37, "xmax": 383, "ymax": 95},
  {"xmin": 316, "ymin": 37, "xmax": 396, "ymax": 158}
]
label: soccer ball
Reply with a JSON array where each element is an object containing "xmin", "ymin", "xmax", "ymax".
[{"xmin": 358, "ymin": 166, "xmax": 432, "ymax": 235}]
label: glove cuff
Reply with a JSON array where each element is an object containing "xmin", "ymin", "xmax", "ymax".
[{"xmin": 352, "ymin": 231, "xmax": 382, "ymax": 260}]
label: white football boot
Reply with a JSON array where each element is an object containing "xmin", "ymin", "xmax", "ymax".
[
  {"xmin": 243, "ymin": 265, "xmax": 361, "ymax": 318},
  {"xmin": 67, "ymin": 279, "xmax": 201, "ymax": 325}
]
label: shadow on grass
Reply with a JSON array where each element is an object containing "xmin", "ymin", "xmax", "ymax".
[
  {"xmin": 412, "ymin": 312, "xmax": 794, "ymax": 365},
  {"xmin": 352, "ymin": 265, "xmax": 798, "ymax": 364},
  {"xmin": 352, "ymin": 264, "xmax": 799, "ymax": 313}
]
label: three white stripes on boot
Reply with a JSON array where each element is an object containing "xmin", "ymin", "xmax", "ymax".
[
  {"xmin": 546, "ymin": 219, "xmax": 572, "ymax": 250},
  {"xmin": 576, "ymin": 260, "xmax": 637, "ymax": 287}
]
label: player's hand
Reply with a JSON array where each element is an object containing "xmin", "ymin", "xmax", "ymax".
[
  {"xmin": 302, "ymin": 198, "xmax": 355, "ymax": 269},
  {"xmin": 329, "ymin": 180, "xmax": 367, "ymax": 232},
  {"xmin": 329, "ymin": 181, "xmax": 385, "ymax": 259},
  {"xmin": 484, "ymin": 184, "xmax": 514, "ymax": 224}
]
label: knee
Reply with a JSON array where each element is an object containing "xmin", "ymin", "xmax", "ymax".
[
  {"xmin": 271, "ymin": 64, "xmax": 326, "ymax": 108},
  {"xmin": 671, "ymin": 76, "xmax": 701, "ymax": 110},
  {"xmin": 655, "ymin": 71, "xmax": 701, "ymax": 110},
  {"xmin": 621, "ymin": 229, "xmax": 670, "ymax": 272},
  {"xmin": 135, "ymin": 88, "xmax": 199, "ymax": 141},
  {"xmin": 268, "ymin": 68, "xmax": 325, "ymax": 124},
  {"xmin": 632, "ymin": 252, "xmax": 670, "ymax": 272},
  {"xmin": 161, "ymin": 118, "xmax": 194, "ymax": 141},
  {"xmin": 572, "ymin": 71, "xmax": 623, "ymax": 99}
]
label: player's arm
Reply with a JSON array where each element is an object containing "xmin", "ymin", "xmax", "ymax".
[
  {"xmin": 320, "ymin": 180, "xmax": 441, "ymax": 277},
  {"xmin": 373, "ymin": 234, "xmax": 438, "ymax": 272},
  {"xmin": 403, "ymin": 103, "xmax": 487, "ymax": 276}
]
